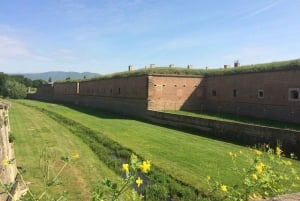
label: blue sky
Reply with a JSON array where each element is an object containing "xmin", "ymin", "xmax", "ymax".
[{"xmin": 1, "ymin": 0, "xmax": 300, "ymax": 74}]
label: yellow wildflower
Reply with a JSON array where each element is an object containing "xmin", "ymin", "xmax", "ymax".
[
  {"xmin": 249, "ymin": 193, "xmax": 262, "ymax": 199},
  {"xmin": 229, "ymin": 152, "xmax": 237, "ymax": 158},
  {"xmin": 72, "ymin": 153, "xmax": 80, "ymax": 159},
  {"xmin": 284, "ymin": 160, "xmax": 292, "ymax": 166},
  {"xmin": 207, "ymin": 176, "xmax": 211, "ymax": 181},
  {"xmin": 220, "ymin": 184, "xmax": 227, "ymax": 192},
  {"xmin": 140, "ymin": 160, "xmax": 151, "ymax": 173},
  {"xmin": 136, "ymin": 177, "xmax": 143, "ymax": 187},
  {"xmin": 255, "ymin": 150, "xmax": 263, "ymax": 156},
  {"xmin": 122, "ymin": 163, "xmax": 129, "ymax": 172},
  {"xmin": 2, "ymin": 159, "xmax": 9, "ymax": 166},
  {"xmin": 276, "ymin": 147, "xmax": 283, "ymax": 156},
  {"xmin": 252, "ymin": 174, "xmax": 258, "ymax": 180},
  {"xmin": 256, "ymin": 162, "xmax": 264, "ymax": 174}
]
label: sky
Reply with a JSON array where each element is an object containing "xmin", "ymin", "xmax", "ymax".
[{"xmin": 0, "ymin": 0, "xmax": 300, "ymax": 74}]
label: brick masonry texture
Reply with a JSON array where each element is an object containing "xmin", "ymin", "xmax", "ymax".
[{"xmin": 33, "ymin": 69, "xmax": 300, "ymax": 123}]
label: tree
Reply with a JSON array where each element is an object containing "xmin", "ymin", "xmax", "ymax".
[
  {"xmin": 65, "ymin": 76, "xmax": 71, "ymax": 81},
  {"xmin": 0, "ymin": 72, "xmax": 8, "ymax": 96},
  {"xmin": 32, "ymin": 79, "xmax": 47, "ymax": 88},
  {"xmin": 48, "ymin": 77, "xmax": 52, "ymax": 83},
  {"xmin": 3, "ymin": 80, "xmax": 27, "ymax": 99}
]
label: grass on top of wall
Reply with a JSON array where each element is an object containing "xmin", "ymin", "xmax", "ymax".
[
  {"xmin": 74, "ymin": 58, "xmax": 300, "ymax": 82},
  {"xmin": 165, "ymin": 110, "xmax": 300, "ymax": 131}
]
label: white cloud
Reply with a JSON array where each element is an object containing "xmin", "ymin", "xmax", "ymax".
[
  {"xmin": 0, "ymin": 35, "xmax": 49, "ymax": 61},
  {"xmin": 239, "ymin": 0, "xmax": 281, "ymax": 20}
]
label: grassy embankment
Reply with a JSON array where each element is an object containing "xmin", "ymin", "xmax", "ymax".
[
  {"xmin": 165, "ymin": 110, "xmax": 300, "ymax": 131},
  {"xmin": 9, "ymin": 101, "xmax": 125, "ymax": 200},
  {"xmin": 10, "ymin": 99, "xmax": 300, "ymax": 199}
]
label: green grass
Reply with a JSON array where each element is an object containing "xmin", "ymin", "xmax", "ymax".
[
  {"xmin": 11, "ymin": 99, "xmax": 300, "ymax": 196},
  {"xmin": 165, "ymin": 110, "xmax": 300, "ymax": 131},
  {"xmin": 9, "ymin": 101, "xmax": 123, "ymax": 200},
  {"xmin": 65, "ymin": 58, "xmax": 300, "ymax": 82}
]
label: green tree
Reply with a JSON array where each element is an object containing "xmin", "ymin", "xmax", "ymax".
[
  {"xmin": 3, "ymin": 80, "xmax": 27, "ymax": 99},
  {"xmin": 0, "ymin": 72, "xmax": 8, "ymax": 96},
  {"xmin": 32, "ymin": 79, "xmax": 47, "ymax": 88}
]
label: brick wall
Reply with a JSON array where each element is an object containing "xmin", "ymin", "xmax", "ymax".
[
  {"xmin": 79, "ymin": 76, "xmax": 148, "ymax": 99},
  {"xmin": 200, "ymin": 69, "xmax": 300, "ymax": 123},
  {"xmin": 147, "ymin": 74, "xmax": 204, "ymax": 110}
]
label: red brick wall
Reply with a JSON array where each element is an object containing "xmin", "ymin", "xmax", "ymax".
[
  {"xmin": 204, "ymin": 70, "xmax": 300, "ymax": 105},
  {"xmin": 147, "ymin": 75, "xmax": 204, "ymax": 110},
  {"xmin": 53, "ymin": 82, "xmax": 79, "ymax": 95},
  {"xmin": 200, "ymin": 69, "xmax": 300, "ymax": 123},
  {"xmin": 79, "ymin": 76, "xmax": 148, "ymax": 99}
]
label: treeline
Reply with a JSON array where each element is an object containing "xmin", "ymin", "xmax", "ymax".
[{"xmin": 0, "ymin": 72, "xmax": 47, "ymax": 99}]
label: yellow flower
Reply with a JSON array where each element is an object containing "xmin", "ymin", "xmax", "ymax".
[
  {"xmin": 229, "ymin": 152, "xmax": 236, "ymax": 158},
  {"xmin": 284, "ymin": 160, "xmax": 292, "ymax": 166},
  {"xmin": 252, "ymin": 174, "xmax": 258, "ymax": 180},
  {"xmin": 276, "ymin": 147, "xmax": 283, "ymax": 156},
  {"xmin": 220, "ymin": 184, "xmax": 227, "ymax": 192},
  {"xmin": 2, "ymin": 159, "xmax": 9, "ymax": 166},
  {"xmin": 249, "ymin": 193, "xmax": 262, "ymax": 199},
  {"xmin": 256, "ymin": 162, "xmax": 264, "ymax": 174},
  {"xmin": 72, "ymin": 153, "xmax": 80, "ymax": 159},
  {"xmin": 140, "ymin": 160, "xmax": 151, "ymax": 173},
  {"xmin": 122, "ymin": 163, "xmax": 129, "ymax": 172},
  {"xmin": 255, "ymin": 150, "xmax": 262, "ymax": 156},
  {"xmin": 136, "ymin": 177, "xmax": 143, "ymax": 187},
  {"xmin": 207, "ymin": 176, "xmax": 211, "ymax": 181}
]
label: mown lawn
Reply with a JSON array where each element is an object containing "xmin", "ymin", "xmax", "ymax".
[
  {"xmin": 12, "ymin": 99, "xmax": 300, "ymax": 196},
  {"xmin": 9, "ymin": 101, "xmax": 124, "ymax": 200}
]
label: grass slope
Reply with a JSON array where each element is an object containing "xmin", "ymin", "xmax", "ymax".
[
  {"xmin": 13, "ymin": 100, "xmax": 300, "ymax": 195},
  {"xmin": 9, "ymin": 101, "xmax": 121, "ymax": 200}
]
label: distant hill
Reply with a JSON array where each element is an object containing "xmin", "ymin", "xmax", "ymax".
[{"xmin": 21, "ymin": 71, "xmax": 100, "ymax": 82}]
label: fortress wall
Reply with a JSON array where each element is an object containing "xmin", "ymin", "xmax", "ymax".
[
  {"xmin": 34, "ymin": 84, "xmax": 54, "ymax": 101},
  {"xmin": 79, "ymin": 95, "xmax": 148, "ymax": 116},
  {"xmin": 79, "ymin": 76, "xmax": 148, "ymax": 99},
  {"xmin": 200, "ymin": 69, "xmax": 300, "ymax": 123},
  {"xmin": 53, "ymin": 82, "xmax": 79, "ymax": 95},
  {"xmin": 77, "ymin": 76, "xmax": 148, "ymax": 116},
  {"xmin": 147, "ymin": 75, "xmax": 204, "ymax": 111},
  {"xmin": 52, "ymin": 82, "xmax": 79, "ymax": 103}
]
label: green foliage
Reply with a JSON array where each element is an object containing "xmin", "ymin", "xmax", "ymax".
[
  {"xmin": 3, "ymin": 80, "xmax": 27, "ymax": 99},
  {"xmin": 92, "ymin": 154, "xmax": 148, "ymax": 201},
  {"xmin": 8, "ymin": 134, "xmax": 15, "ymax": 143},
  {"xmin": 207, "ymin": 146, "xmax": 299, "ymax": 201},
  {"xmin": 1, "ymin": 148, "xmax": 79, "ymax": 201},
  {"xmin": 32, "ymin": 79, "xmax": 47, "ymax": 88}
]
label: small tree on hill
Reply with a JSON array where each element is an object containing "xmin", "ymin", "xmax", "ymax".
[{"xmin": 3, "ymin": 80, "xmax": 27, "ymax": 99}]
